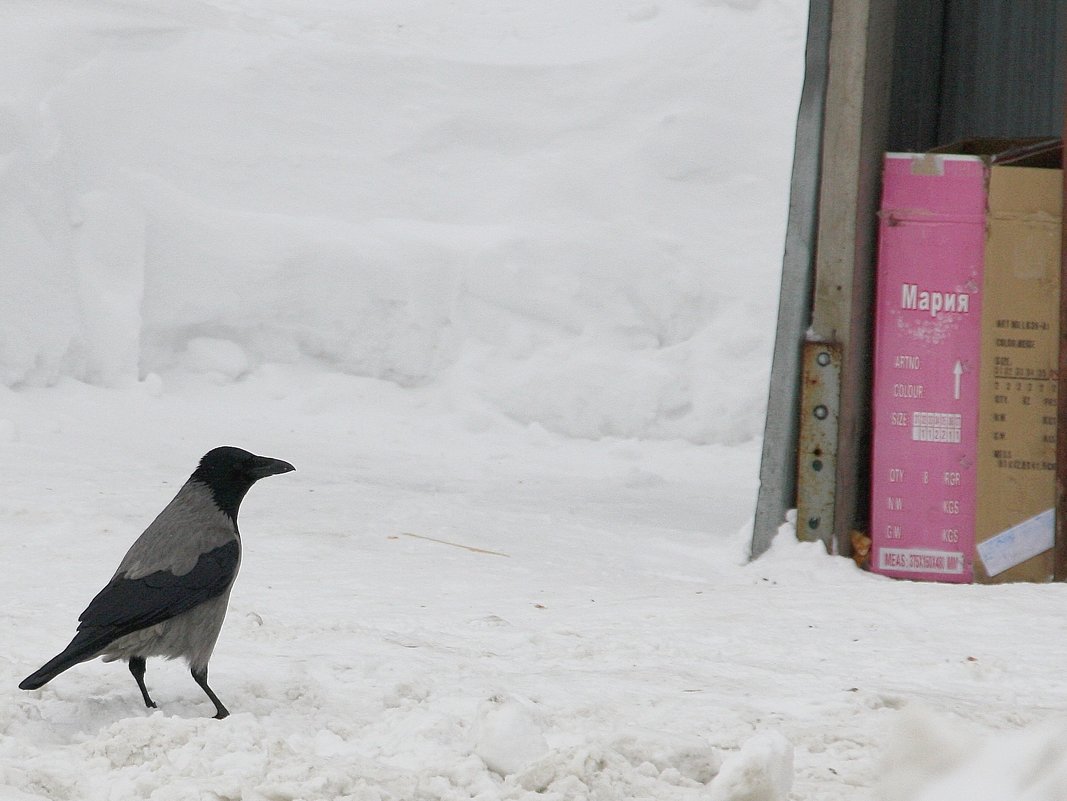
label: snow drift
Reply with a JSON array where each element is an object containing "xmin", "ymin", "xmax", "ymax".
[{"xmin": 0, "ymin": 0, "xmax": 802, "ymax": 445}]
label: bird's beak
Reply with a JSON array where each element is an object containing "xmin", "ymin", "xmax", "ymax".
[{"xmin": 248, "ymin": 455, "xmax": 296, "ymax": 480}]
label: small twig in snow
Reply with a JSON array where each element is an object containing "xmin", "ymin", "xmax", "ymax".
[{"xmin": 397, "ymin": 532, "xmax": 510, "ymax": 558}]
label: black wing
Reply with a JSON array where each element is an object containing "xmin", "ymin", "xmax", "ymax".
[
  {"xmin": 78, "ymin": 539, "xmax": 240, "ymax": 639},
  {"xmin": 20, "ymin": 540, "xmax": 240, "ymax": 690}
]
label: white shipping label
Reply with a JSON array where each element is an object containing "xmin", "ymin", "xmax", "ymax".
[{"xmin": 976, "ymin": 508, "xmax": 1054, "ymax": 577}]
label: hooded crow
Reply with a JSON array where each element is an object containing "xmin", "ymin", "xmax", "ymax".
[{"xmin": 19, "ymin": 446, "xmax": 294, "ymax": 719}]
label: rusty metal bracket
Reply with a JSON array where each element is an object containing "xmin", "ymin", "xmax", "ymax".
[{"xmin": 796, "ymin": 341, "xmax": 842, "ymax": 551}]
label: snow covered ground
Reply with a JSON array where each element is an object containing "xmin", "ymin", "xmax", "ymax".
[{"xmin": 5, "ymin": 1, "xmax": 1067, "ymax": 800}]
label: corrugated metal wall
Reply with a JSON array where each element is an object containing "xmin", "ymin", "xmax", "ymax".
[{"xmin": 888, "ymin": 0, "xmax": 1065, "ymax": 152}]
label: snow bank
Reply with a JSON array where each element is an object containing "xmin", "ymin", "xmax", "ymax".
[
  {"xmin": 0, "ymin": 708, "xmax": 787, "ymax": 801},
  {"xmin": 0, "ymin": 0, "xmax": 804, "ymax": 444},
  {"xmin": 881, "ymin": 707, "xmax": 1067, "ymax": 801}
]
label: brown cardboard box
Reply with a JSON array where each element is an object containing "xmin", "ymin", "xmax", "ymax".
[{"xmin": 974, "ymin": 159, "xmax": 1061, "ymax": 583}]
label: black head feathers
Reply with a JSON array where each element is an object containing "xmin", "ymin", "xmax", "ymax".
[{"xmin": 191, "ymin": 447, "xmax": 295, "ymax": 521}]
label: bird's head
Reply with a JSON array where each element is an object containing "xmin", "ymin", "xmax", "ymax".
[{"xmin": 191, "ymin": 446, "xmax": 295, "ymax": 521}]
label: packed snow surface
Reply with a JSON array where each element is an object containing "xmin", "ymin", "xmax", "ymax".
[{"xmin": 5, "ymin": 1, "xmax": 1067, "ymax": 800}]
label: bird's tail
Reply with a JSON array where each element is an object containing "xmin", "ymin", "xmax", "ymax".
[{"xmin": 19, "ymin": 630, "xmax": 113, "ymax": 690}]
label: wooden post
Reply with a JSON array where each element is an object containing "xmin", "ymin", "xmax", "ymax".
[
  {"xmin": 799, "ymin": 0, "xmax": 897, "ymax": 554},
  {"xmin": 1056, "ymin": 94, "xmax": 1067, "ymax": 581},
  {"xmin": 753, "ymin": 0, "xmax": 897, "ymax": 558}
]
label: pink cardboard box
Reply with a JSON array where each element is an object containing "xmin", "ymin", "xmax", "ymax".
[{"xmin": 870, "ymin": 141, "xmax": 1061, "ymax": 583}]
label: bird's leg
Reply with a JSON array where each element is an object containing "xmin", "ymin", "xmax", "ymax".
[
  {"xmin": 191, "ymin": 666, "xmax": 229, "ymax": 719},
  {"xmin": 128, "ymin": 657, "xmax": 157, "ymax": 709}
]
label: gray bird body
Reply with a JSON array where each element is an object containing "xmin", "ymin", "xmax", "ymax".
[
  {"xmin": 118, "ymin": 482, "xmax": 238, "ymax": 582},
  {"xmin": 100, "ymin": 586, "xmax": 235, "ymax": 670},
  {"xmin": 19, "ymin": 447, "xmax": 294, "ymax": 718},
  {"xmin": 99, "ymin": 482, "xmax": 240, "ymax": 670}
]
